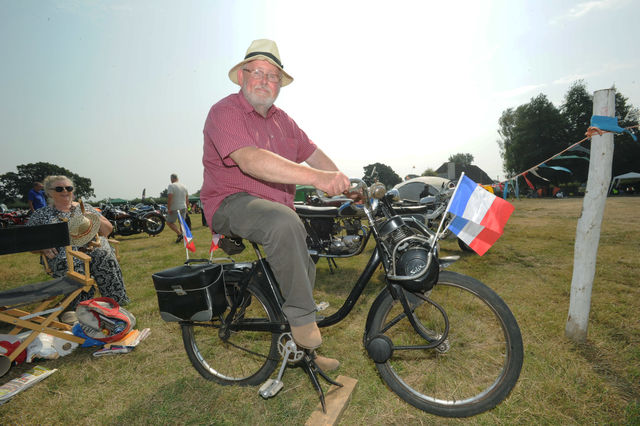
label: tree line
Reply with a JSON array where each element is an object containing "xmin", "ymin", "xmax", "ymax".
[
  {"xmin": 3, "ymin": 81, "xmax": 637, "ymax": 205},
  {"xmin": 0, "ymin": 162, "xmax": 95, "ymax": 205},
  {"xmin": 498, "ymin": 80, "xmax": 639, "ymax": 186}
]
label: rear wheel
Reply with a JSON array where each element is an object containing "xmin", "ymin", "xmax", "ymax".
[
  {"xmin": 367, "ymin": 271, "xmax": 523, "ymax": 417},
  {"xmin": 143, "ymin": 213, "xmax": 165, "ymax": 235},
  {"xmin": 181, "ymin": 282, "xmax": 280, "ymax": 386}
]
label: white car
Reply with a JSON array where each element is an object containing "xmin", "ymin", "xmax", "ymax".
[{"xmin": 393, "ymin": 176, "xmax": 452, "ymax": 202}]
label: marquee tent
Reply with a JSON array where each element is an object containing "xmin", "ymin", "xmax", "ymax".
[{"xmin": 608, "ymin": 172, "xmax": 640, "ymax": 193}]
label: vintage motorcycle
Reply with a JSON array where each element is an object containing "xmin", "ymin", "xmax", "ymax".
[
  {"xmin": 296, "ymin": 179, "xmax": 471, "ymax": 269},
  {"xmin": 394, "ymin": 180, "xmax": 474, "ymax": 252},
  {"xmin": 132, "ymin": 198, "xmax": 168, "ymax": 218},
  {"xmin": 0, "ymin": 209, "xmax": 31, "ymax": 228},
  {"xmin": 100, "ymin": 200, "xmax": 165, "ymax": 237},
  {"xmin": 294, "ymin": 197, "xmax": 368, "ymax": 271}
]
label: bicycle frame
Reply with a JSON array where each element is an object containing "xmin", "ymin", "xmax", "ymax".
[{"xmin": 219, "ymin": 241, "xmax": 383, "ymax": 334}]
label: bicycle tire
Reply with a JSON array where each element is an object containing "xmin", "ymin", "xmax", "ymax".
[
  {"xmin": 457, "ymin": 238, "xmax": 474, "ymax": 252},
  {"xmin": 181, "ymin": 282, "xmax": 280, "ymax": 386},
  {"xmin": 368, "ymin": 271, "xmax": 523, "ymax": 417}
]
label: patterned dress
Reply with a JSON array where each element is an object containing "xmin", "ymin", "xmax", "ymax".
[{"xmin": 27, "ymin": 204, "xmax": 130, "ymax": 307}]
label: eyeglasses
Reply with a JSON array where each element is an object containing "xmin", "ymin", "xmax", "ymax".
[
  {"xmin": 54, "ymin": 186, "xmax": 74, "ymax": 192},
  {"xmin": 242, "ymin": 68, "xmax": 281, "ymax": 83}
]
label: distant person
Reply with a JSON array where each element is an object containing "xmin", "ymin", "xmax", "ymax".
[
  {"xmin": 166, "ymin": 174, "xmax": 189, "ymax": 243},
  {"xmin": 27, "ymin": 175, "xmax": 129, "ymax": 307},
  {"xmin": 27, "ymin": 181, "xmax": 46, "ymax": 212}
]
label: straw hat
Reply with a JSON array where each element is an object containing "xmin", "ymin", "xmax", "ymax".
[
  {"xmin": 68, "ymin": 209, "xmax": 101, "ymax": 247},
  {"xmin": 228, "ymin": 39, "xmax": 293, "ymax": 87}
]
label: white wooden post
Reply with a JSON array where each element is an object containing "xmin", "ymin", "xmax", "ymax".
[{"xmin": 565, "ymin": 89, "xmax": 615, "ymax": 342}]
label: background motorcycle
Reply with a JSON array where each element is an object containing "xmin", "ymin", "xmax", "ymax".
[
  {"xmin": 296, "ymin": 178, "xmax": 472, "ymax": 265},
  {"xmin": 0, "ymin": 208, "xmax": 31, "ymax": 228},
  {"xmin": 100, "ymin": 200, "xmax": 165, "ymax": 237},
  {"xmin": 135, "ymin": 199, "xmax": 194, "ymax": 229},
  {"xmin": 392, "ymin": 180, "xmax": 474, "ymax": 252},
  {"xmin": 295, "ymin": 193, "xmax": 369, "ymax": 272},
  {"xmin": 133, "ymin": 198, "xmax": 168, "ymax": 217}
]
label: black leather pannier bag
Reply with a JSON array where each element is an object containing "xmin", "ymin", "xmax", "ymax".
[{"xmin": 152, "ymin": 261, "xmax": 224, "ymax": 322}]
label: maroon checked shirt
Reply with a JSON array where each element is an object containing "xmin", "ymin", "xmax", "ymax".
[{"xmin": 201, "ymin": 91, "xmax": 317, "ymax": 231}]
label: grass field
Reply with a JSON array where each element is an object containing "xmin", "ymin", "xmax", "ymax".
[{"xmin": 1, "ymin": 197, "xmax": 639, "ymax": 425}]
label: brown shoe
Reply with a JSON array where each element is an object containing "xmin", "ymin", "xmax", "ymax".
[
  {"xmin": 290, "ymin": 322, "xmax": 322, "ymax": 349},
  {"xmin": 314, "ymin": 355, "xmax": 340, "ymax": 372}
]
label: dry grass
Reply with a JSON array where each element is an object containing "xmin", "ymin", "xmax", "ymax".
[{"xmin": 1, "ymin": 197, "xmax": 639, "ymax": 424}]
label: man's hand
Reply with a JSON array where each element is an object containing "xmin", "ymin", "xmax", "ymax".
[{"xmin": 313, "ymin": 170, "xmax": 350, "ymax": 196}]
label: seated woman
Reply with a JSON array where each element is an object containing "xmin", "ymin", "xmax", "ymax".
[{"xmin": 27, "ymin": 175, "xmax": 130, "ymax": 307}]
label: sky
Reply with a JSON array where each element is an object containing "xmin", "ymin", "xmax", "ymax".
[{"xmin": 1, "ymin": 0, "xmax": 639, "ymax": 201}]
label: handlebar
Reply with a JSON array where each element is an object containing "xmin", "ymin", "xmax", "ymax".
[{"xmin": 314, "ymin": 178, "xmax": 390, "ymax": 206}]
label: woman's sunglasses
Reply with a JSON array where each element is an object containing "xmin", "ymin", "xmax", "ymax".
[{"xmin": 54, "ymin": 186, "xmax": 74, "ymax": 192}]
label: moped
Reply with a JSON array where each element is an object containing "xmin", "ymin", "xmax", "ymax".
[{"xmin": 152, "ymin": 179, "xmax": 523, "ymax": 417}]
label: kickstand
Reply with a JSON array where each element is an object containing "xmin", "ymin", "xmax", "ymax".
[
  {"xmin": 300, "ymin": 351, "xmax": 343, "ymax": 413},
  {"xmin": 326, "ymin": 257, "xmax": 338, "ymax": 274}
]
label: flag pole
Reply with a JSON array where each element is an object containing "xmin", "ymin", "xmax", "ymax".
[
  {"xmin": 433, "ymin": 172, "xmax": 465, "ymax": 242},
  {"xmin": 178, "ymin": 210, "xmax": 189, "ymax": 260},
  {"xmin": 209, "ymin": 235, "xmax": 215, "ymax": 262}
]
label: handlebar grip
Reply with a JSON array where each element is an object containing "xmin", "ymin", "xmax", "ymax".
[{"xmin": 314, "ymin": 178, "xmax": 367, "ymax": 203}]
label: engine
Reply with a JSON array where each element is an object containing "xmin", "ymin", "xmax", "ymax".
[
  {"xmin": 304, "ymin": 216, "xmax": 365, "ymax": 256},
  {"xmin": 377, "ymin": 216, "xmax": 439, "ymax": 293}
]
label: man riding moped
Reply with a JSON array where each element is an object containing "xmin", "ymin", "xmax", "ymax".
[{"xmin": 200, "ymin": 39, "xmax": 350, "ymax": 371}]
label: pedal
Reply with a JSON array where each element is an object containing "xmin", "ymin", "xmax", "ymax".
[
  {"xmin": 259, "ymin": 379, "xmax": 284, "ymax": 398},
  {"xmin": 259, "ymin": 338, "xmax": 298, "ymax": 399},
  {"xmin": 316, "ymin": 301, "xmax": 329, "ymax": 311}
]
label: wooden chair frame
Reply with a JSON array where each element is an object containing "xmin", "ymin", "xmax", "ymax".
[{"xmin": 0, "ymin": 222, "xmax": 99, "ymax": 376}]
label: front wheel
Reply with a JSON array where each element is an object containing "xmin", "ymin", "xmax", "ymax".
[
  {"xmin": 367, "ymin": 271, "xmax": 523, "ymax": 417},
  {"xmin": 143, "ymin": 213, "xmax": 165, "ymax": 236},
  {"xmin": 457, "ymin": 238, "xmax": 474, "ymax": 252},
  {"xmin": 181, "ymin": 282, "xmax": 280, "ymax": 386}
]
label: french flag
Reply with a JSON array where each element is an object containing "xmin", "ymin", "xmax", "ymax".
[
  {"xmin": 446, "ymin": 174, "xmax": 514, "ymax": 256},
  {"xmin": 178, "ymin": 211, "xmax": 196, "ymax": 253},
  {"xmin": 210, "ymin": 233, "xmax": 223, "ymax": 253}
]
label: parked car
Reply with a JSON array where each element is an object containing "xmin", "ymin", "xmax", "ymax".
[{"xmin": 393, "ymin": 176, "xmax": 452, "ymax": 202}]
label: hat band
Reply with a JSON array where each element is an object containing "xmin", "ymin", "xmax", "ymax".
[
  {"xmin": 71, "ymin": 224, "xmax": 93, "ymax": 239},
  {"xmin": 244, "ymin": 51, "xmax": 283, "ymax": 68}
]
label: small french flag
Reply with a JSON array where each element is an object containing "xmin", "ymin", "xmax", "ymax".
[
  {"xmin": 210, "ymin": 233, "xmax": 223, "ymax": 253},
  {"xmin": 177, "ymin": 211, "xmax": 196, "ymax": 253},
  {"xmin": 446, "ymin": 174, "xmax": 514, "ymax": 256}
]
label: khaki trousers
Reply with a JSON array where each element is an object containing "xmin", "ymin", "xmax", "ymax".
[{"xmin": 212, "ymin": 193, "xmax": 317, "ymax": 326}]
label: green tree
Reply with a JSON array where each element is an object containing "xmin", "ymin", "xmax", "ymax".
[
  {"xmin": 560, "ymin": 81, "xmax": 640, "ymax": 179},
  {"xmin": 0, "ymin": 162, "xmax": 94, "ymax": 202},
  {"xmin": 498, "ymin": 82, "xmax": 639, "ymax": 187},
  {"xmin": 362, "ymin": 163, "xmax": 402, "ymax": 188},
  {"xmin": 558, "ymin": 80, "xmax": 593, "ymax": 182},
  {"xmin": 421, "ymin": 168, "xmax": 438, "ymax": 176},
  {"xmin": 448, "ymin": 153, "xmax": 474, "ymax": 167},
  {"xmin": 561, "ymin": 80, "xmax": 592, "ymax": 143},
  {"xmin": 612, "ymin": 90, "xmax": 640, "ymax": 176},
  {"xmin": 498, "ymin": 94, "xmax": 569, "ymax": 184}
]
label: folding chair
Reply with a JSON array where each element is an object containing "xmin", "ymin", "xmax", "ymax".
[{"xmin": 0, "ymin": 222, "xmax": 99, "ymax": 376}]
